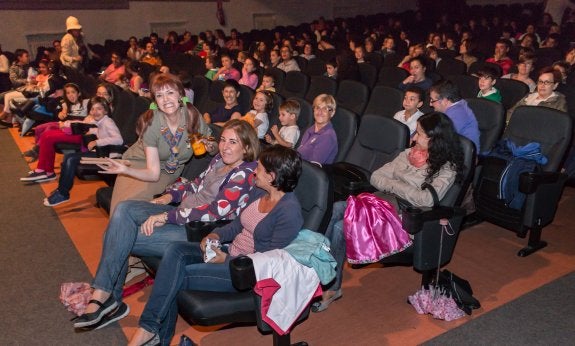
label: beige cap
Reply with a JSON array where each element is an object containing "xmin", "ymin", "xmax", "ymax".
[{"xmin": 66, "ymin": 16, "xmax": 82, "ymax": 31}]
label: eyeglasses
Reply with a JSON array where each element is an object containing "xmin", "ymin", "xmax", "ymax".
[
  {"xmin": 314, "ymin": 106, "xmax": 334, "ymax": 113},
  {"xmin": 429, "ymin": 98, "xmax": 441, "ymax": 104},
  {"xmin": 537, "ymin": 80, "xmax": 555, "ymax": 85}
]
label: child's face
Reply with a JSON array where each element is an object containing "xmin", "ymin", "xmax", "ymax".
[
  {"xmin": 66, "ymin": 87, "xmax": 80, "ymax": 104},
  {"xmin": 221, "ymin": 57, "xmax": 232, "ymax": 69},
  {"xmin": 517, "ymin": 60, "xmax": 533, "ymax": 75},
  {"xmin": 278, "ymin": 110, "xmax": 296, "ymax": 126},
  {"xmin": 244, "ymin": 59, "xmax": 255, "ymax": 73},
  {"xmin": 326, "ymin": 64, "xmax": 337, "ymax": 76},
  {"xmin": 402, "ymin": 91, "xmax": 422, "ymax": 112},
  {"xmin": 252, "ymin": 92, "xmax": 267, "ymax": 112},
  {"xmin": 90, "ymin": 102, "xmax": 107, "ymax": 120},
  {"xmin": 478, "ymin": 76, "xmax": 496, "ymax": 92},
  {"xmin": 96, "ymin": 87, "xmax": 111, "ymax": 102},
  {"xmin": 205, "ymin": 59, "xmax": 214, "ymax": 69},
  {"xmin": 261, "ymin": 76, "xmax": 274, "ymax": 89}
]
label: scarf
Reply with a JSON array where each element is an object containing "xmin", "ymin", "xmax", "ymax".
[
  {"xmin": 160, "ymin": 110, "xmax": 186, "ymax": 174},
  {"xmin": 408, "ymin": 147, "xmax": 429, "ymax": 168}
]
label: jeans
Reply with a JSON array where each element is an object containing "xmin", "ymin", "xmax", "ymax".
[
  {"xmin": 324, "ymin": 201, "xmax": 347, "ymax": 292},
  {"xmin": 92, "ymin": 200, "xmax": 188, "ymax": 302},
  {"xmin": 139, "ymin": 241, "xmax": 237, "ymax": 345},
  {"xmin": 57, "ymin": 151, "xmax": 98, "ymax": 197}
]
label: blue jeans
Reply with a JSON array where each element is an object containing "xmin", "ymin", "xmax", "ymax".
[
  {"xmin": 92, "ymin": 200, "xmax": 188, "ymax": 302},
  {"xmin": 139, "ymin": 241, "xmax": 237, "ymax": 345},
  {"xmin": 57, "ymin": 151, "xmax": 98, "ymax": 197},
  {"xmin": 324, "ymin": 201, "xmax": 347, "ymax": 292}
]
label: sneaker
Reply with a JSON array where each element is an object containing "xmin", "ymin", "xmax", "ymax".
[
  {"xmin": 44, "ymin": 190, "xmax": 70, "ymax": 207},
  {"xmin": 94, "ymin": 302, "xmax": 130, "ymax": 330},
  {"xmin": 20, "ymin": 171, "xmax": 51, "ymax": 182}
]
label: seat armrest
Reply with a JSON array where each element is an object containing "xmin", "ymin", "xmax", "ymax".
[
  {"xmin": 519, "ymin": 172, "xmax": 566, "ymax": 194},
  {"xmin": 402, "ymin": 206, "xmax": 457, "ymax": 234},
  {"xmin": 185, "ymin": 220, "xmax": 232, "ymax": 242},
  {"xmin": 229, "ymin": 256, "xmax": 256, "ymax": 291}
]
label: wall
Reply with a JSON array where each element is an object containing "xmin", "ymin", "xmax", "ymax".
[{"xmin": 0, "ymin": 0, "xmax": 418, "ymax": 52}]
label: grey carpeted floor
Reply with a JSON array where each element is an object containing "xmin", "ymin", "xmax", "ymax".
[
  {"xmin": 0, "ymin": 130, "xmax": 127, "ymax": 345},
  {"xmin": 425, "ymin": 272, "xmax": 575, "ymax": 345}
]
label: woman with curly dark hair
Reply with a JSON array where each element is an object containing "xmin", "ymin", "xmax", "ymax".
[{"xmin": 312, "ymin": 112, "xmax": 465, "ymax": 312}]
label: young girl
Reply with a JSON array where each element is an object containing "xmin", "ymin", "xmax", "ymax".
[
  {"xmin": 241, "ymin": 90, "xmax": 272, "ymax": 139},
  {"xmin": 238, "ymin": 57, "xmax": 258, "ymax": 90},
  {"xmin": 127, "ymin": 61, "xmax": 146, "ymax": 94},
  {"xmin": 22, "ymin": 83, "xmax": 89, "ymax": 162},
  {"xmin": 44, "ymin": 96, "xmax": 123, "ymax": 206}
]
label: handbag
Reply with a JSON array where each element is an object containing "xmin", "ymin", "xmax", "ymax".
[{"xmin": 436, "ymin": 269, "xmax": 481, "ymax": 315}]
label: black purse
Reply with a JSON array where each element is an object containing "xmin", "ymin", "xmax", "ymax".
[{"xmin": 436, "ymin": 269, "xmax": 481, "ymax": 315}]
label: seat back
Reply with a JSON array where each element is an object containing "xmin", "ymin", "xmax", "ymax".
[
  {"xmin": 279, "ymin": 71, "xmax": 310, "ymax": 99},
  {"xmin": 287, "ymin": 97, "xmax": 314, "ymax": 138},
  {"xmin": 344, "ymin": 115, "xmax": 409, "ymax": 173},
  {"xmin": 465, "ymin": 98, "xmax": 505, "ymax": 154},
  {"xmin": 264, "ymin": 67, "xmax": 285, "ymax": 93},
  {"xmin": 505, "ymin": 106, "xmax": 573, "ymax": 172},
  {"xmin": 305, "ymin": 76, "xmax": 338, "ymax": 103},
  {"xmin": 266, "ymin": 92, "xmax": 285, "ymax": 129},
  {"xmin": 468, "ymin": 61, "xmax": 503, "ymax": 78},
  {"xmin": 358, "ymin": 62, "xmax": 378, "ymax": 90},
  {"xmin": 331, "ymin": 107, "xmax": 359, "ymax": 163},
  {"xmin": 295, "ymin": 160, "xmax": 332, "ymax": 232},
  {"xmin": 437, "ymin": 58, "xmax": 467, "ymax": 78},
  {"xmin": 200, "ymin": 80, "xmax": 226, "ymax": 114},
  {"xmin": 377, "ymin": 66, "xmax": 409, "ymax": 88},
  {"xmin": 336, "ymin": 80, "xmax": 369, "ymax": 116},
  {"xmin": 364, "ymin": 85, "xmax": 404, "ymax": 118},
  {"xmin": 449, "ymin": 75, "xmax": 479, "ymax": 99},
  {"xmin": 496, "ymin": 78, "xmax": 529, "ymax": 111},
  {"xmin": 191, "ymin": 76, "xmax": 211, "ymax": 111},
  {"xmin": 238, "ymin": 85, "xmax": 254, "ymax": 114},
  {"xmin": 304, "ymin": 57, "xmax": 327, "ymax": 76}
]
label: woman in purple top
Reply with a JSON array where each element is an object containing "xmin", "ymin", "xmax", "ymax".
[{"xmin": 297, "ymin": 94, "xmax": 338, "ymax": 165}]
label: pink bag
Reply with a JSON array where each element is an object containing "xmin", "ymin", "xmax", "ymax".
[
  {"xmin": 60, "ymin": 282, "xmax": 92, "ymax": 316},
  {"xmin": 343, "ymin": 193, "xmax": 412, "ymax": 264}
]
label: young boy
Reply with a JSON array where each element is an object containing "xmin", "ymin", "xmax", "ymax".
[
  {"xmin": 324, "ymin": 59, "xmax": 338, "ymax": 79},
  {"xmin": 476, "ymin": 67, "xmax": 502, "ymax": 103},
  {"xmin": 265, "ymin": 99, "xmax": 300, "ymax": 148},
  {"xmin": 256, "ymin": 73, "xmax": 276, "ymax": 92},
  {"xmin": 393, "ymin": 86, "xmax": 424, "ymax": 136}
]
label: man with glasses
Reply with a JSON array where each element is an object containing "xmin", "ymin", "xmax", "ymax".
[{"xmin": 429, "ymin": 80, "xmax": 480, "ymax": 151}]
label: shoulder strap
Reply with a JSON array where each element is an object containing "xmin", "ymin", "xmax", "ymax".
[{"xmin": 422, "ymin": 182, "xmax": 440, "ymax": 207}]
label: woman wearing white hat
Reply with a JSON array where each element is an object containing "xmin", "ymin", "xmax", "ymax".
[{"xmin": 60, "ymin": 16, "xmax": 88, "ymax": 70}]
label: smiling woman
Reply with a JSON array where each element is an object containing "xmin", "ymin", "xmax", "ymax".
[{"xmin": 105, "ymin": 73, "xmax": 213, "ymax": 214}]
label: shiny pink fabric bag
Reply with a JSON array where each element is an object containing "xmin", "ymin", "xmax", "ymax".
[{"xmin": 343, "ymin": 193, "xmax": 412, "ymax": 264}]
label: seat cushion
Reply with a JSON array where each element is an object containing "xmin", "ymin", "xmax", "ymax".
[{"xmin": 177, "ymin": 290, "xmax": 256, "ymax": 326}]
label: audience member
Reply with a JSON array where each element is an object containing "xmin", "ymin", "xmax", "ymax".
[
  {"xmin": 212, "ymin": 54, "xmax": 240, "ymax": 81},
  {"xmin": 393, "ymin": 86, "xmax": 425, "ymax": 136},
  {"xmin": 265, "ymin": 99, "xmax": 301, "ymax": 148},
  {"xmin": 398, "ymin": 56, "xmax": 433, "ymax": 91},
  {"xmin": 99, "ymin": 52, "xmax": 125, "ymax": 84},
  {"xmin": 486, "ymin": 39, "xmax": 514, "ymax": 75},
  {"xmin": 277, "ymin": 46, "xmax": 301, "ymax": 73},
  {"xmin": 476, "ymin": 67, "xmax": 503, "ymax": 103},
  {"xmin": 297, "ymin": 94, "xmax": 338, "ymax": 165},
  {"xmin": 238, "ymin": 57, "xmax": 259, "ymax": 90},
  {"xmin": 203, "ymin": 79, "xmax": 242, "ymax": 125},
  {"xmin": 241, "ymin": 90, "xmax": 272, "ymax": 139}
]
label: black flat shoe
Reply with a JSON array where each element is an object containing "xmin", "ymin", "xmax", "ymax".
[
  {"xmin": 73, "ymin": 296, "xmax": 118, "ymax": 328},
  {"xmin": 141, "ymin": 333, "xmax": 160, "ymax": 346}
]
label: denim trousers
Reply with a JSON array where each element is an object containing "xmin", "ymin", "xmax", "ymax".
[
  {"xmin": 139, "ymin": 241, "xmax": 237, "ymax": 345},
  {"xmin": 92, "ymin": 200, "xmax": 188, "ymax": 302},
  {"xmin": 324, "ymin": 201, "xmax": 347, "ymax": 292},
  {"xmin": 57, "ymin": 151, "xmax": 97, "ymax": 197}
]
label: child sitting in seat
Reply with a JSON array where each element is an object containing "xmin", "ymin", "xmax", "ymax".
[
  {"xmin": 256, "ymin": 73, "xmax": 276, "ymax": 93},
  {"xmin": 393, "ymin": 86, "xmax": 424, "ymax": 137},
  {"xmin": 241, "ymin": 90, "xmax": 272, "ymax": 139},
  {"xmin": 324, "ymin": 58, "xmax": 338, "ymax": 79},
  {"xmin": 476, "ymin": 67, "xmax": 502, "ymax": 103},
  {"xmin": 204, "ymin": 56, "xmax": 219, "ymax": 81},
  {"xmin": 265, "ymin": 99, "xmax": 301, "ymax": 148}
]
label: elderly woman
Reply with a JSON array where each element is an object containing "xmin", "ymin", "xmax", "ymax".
[
  {"xmin": 297, "ymin": 94, "xmax": 338, "ymax": 165},
  {"xmin": 108, "ymin": 73, "xmax": 211, "ymax": 214},
  {"xmin": 507, "ymin": 66, "xmax": 567, "ymax": 121},
  {"xmin": 313, "ymin": 112, "xmax": 465, "ymax": 312},
  {"xmin": 72, "ymin": 119, "xmax": 261, "ymax": 330},
  {"xmin": 127, "ymin": 145, "xmax": 303, "ymax": 345}
]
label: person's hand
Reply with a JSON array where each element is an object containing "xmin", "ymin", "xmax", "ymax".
[
  {"xmin": 150, "ymin": 194, "xmax": 172, "ymax": 205},
  {"xmin": 264, "ymin": 134, "xmax": 273, "ymax": 144},
  {"xmin": 58, "ymin": 112, "xmax": 67, "ymax": 120},
  {"xmin": 202, "ymin": 138, "xmax": 218, "ymax": 155},
  {"xmin": 75, "ymin": 55, "xmax": 83, "ymax": 62},
  {"xmin": 402, "ymin": 75, "xmax": 415, "ymax": 84},
  {"xmin": 207, "ymin": 247, "xmax": 227, "ymax": 264},
  {"xmin": 270, "ymin": 125, "xmax": 280, "ymax": 136},
  {"xmin": 200, "ymin": 234, "xmax": 220, "ymax": 253},
  {"xmin": 87, "ymin": 141, "xmax": 97, "ymax": 151},
  {"xmin": 140, "ymin": 213, "xmax": 167, "ymax": 236},
  {"xmin": 97, "ymin": 158, "xmax": 129, "ymax": 175}
]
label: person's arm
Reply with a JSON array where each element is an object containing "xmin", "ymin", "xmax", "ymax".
[
  {"xmin": 370, "ymin": 155, "xmax": 400, "ymax": 191},
  {"xmin": 254, "ymin": 193, "xmax": 303, "ymax": 252},
  {"xmin": 98, "ymin": 146, "xmax": 161, "ymax": 181},
  {"xmin": 389, "ymin": 164, "xmax": 456, "ymax": 207},
  {"xmin": 0, "ymin": 55, "xmax": 9, "ymax": 73},
  {"xmin": 131, "ymin": 76, "xmax": 143, "ymax": 93},
  {"xmin": 166, "ymin": 162, "xmax": 257, "ymax": 225},
  {"xmin": 92, "ymin": 117, "xmax": 123, "ymax": 147},
  {"xmin": 9, "ymin": 65, "xmax": 27, "ymax": 87},
  {"xmin": 301, "ymin": 128, "xmax": 338, "ymax": 164}
]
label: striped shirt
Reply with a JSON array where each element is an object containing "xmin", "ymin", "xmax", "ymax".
[{"xmin": 229, "ymin": 198, "xmax": 268, "ymax": 256}]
